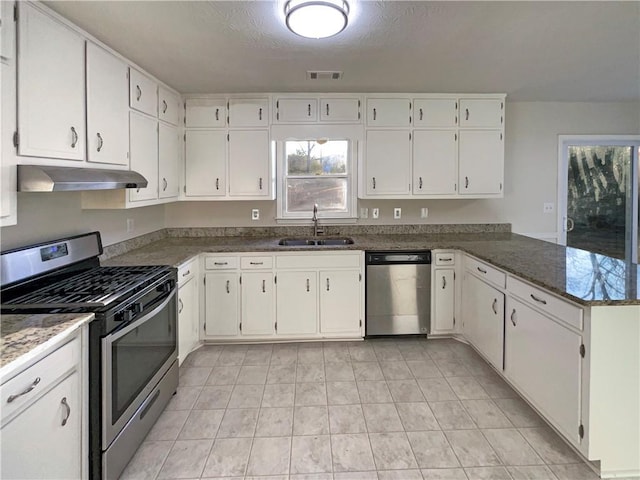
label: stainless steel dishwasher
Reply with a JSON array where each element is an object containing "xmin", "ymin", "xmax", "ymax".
[{"xmin": 365, "ymin": 251, "xmax": 431, "ymax": 336}]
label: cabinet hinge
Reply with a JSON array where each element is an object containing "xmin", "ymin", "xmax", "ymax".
[
  {"xmin": 501, "ymin": 101, "xmax": 504, "ymax": 110},
  {"xmin": 454, "ymin": 183, "xmax": 457, "ymax": 191},
  {"xmin": 274, "ymin": 275, "xmax": 277, "ymax": 284},
  {"xmin": 12, "ymin": 131, "xmax": 19, "ymax": 148},
  {"xmin": 579, "ymin": 344, "xmax": 585, "ymax": 358},
  {"xmin": 14, "ymin": 3, "xmax": 18, "ymax": 21},
  {"xmin": 454, "ymin": 133, "xmax": 457, "ymax": 141},
  {"xmin": 500, "ymin": 132, "xmax": 503, "ymax": 141},
  {"xmin": 453, "ymin": 317, "xmax": 456, "ymax": 326},
  {"xmin": 183, "ymin": 133, "xmax": 186, "ymax": 142},
  {"xmin": 227, "ymin": 133, "xmax": 229, "ymax": 141},
  {"xmin": 409, "ymin": 132, "xmax": 411, "ymax": 141},
  {"xmin": 276, "ymin": 112, "xmax": 279, "ymax": 121},
  {"xmin": 183, "ymin": 185, "xmax": 186, "ymax": 193},
  {"xmin": 359, "ymin": 319, "xmax": 362, "ymax": 327},
  {"xmin": 274, "ymin": 322, "xmax": 278, "ymax": 332},
  {"xmin": 276, "ymin": 100, "xmax": 279, "ymax": 108},
  {"xmin": 239, "ymin": 276, "xmax": 242, "ymax": 285},
  {"xmin": 203, "ymin": 276, "xmax": 206, "ymax": 285},
  {"xmin": 453, "ymin": 271, "xmax": 456, "ymax": 280},
  {"xmin": 578, "ymin": 424, "xmax": 584, "ymax": 439},
  {"xmin": 499, "ymin": 183, "xmax": 503, "ymax": 191},
  {"xmin": 455, "ymin": 102, "xmax": 458, "ymax": 109},
  {"xmin": 239, "ymin": 322, "xmax": 242, "ymax": 332}
]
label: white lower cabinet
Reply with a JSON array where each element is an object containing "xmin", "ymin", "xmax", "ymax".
[
  {"xmin": 319, "ymin": 270, "xmax": 362, "ymax": 335},
  {"xmin": 431, "ymin": 268, "xmax": 456, "ymax": 334},
  {"xmin": 276, "ymin": 271, "xmax": 318, "ymax": 335},
  {"xmin": 204, "ymin": 272, "xmax": 239, "ymax": 337},
  {"xmin": 178, "ymin": 259, "xmax": 199, "ymax": 365},
  {"xmin": 505, "ymin": 296, "xmax": 582, "ymax": 445},
  {"xmin": 241, "ymin": 272, "xmax": 275, "ymax": 336}
]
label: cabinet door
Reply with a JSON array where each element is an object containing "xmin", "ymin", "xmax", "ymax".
[
  {"xmin": 432, "ymin": 268, "xmax": 455, "ymax": 333},
  {"xmin": 462, "ymin": 273, "xmax": 504, "ymax": 370},
  {"xmin": 18, "ymin": 4, "xmax": 85, "ymax": 161},
  {"xmin": 276, "ymin": 98, "xmax": 317, "ymax": 122},
  {"xmin": 228, "ymin": 130, "xmax": 270, "ymax": 197},
  {"xmin": 129, "ymin": 112, "xmax": 158, "ymax": 202},
  {"xmin": 366, "ymin": 98, "xmax": 411, "ymax": 127},
  {"xmin": 319, "ymin": 270, "xmax": 361, "ymax": 334},
  {"xmin": 505, "ymin": 297, "xmax": 582, "ymax": 444},
  {"xmin": 320, "ymin": 98, "xmax": 360, "ymax": 122},
  {"xmin": 129, "ymin": 68, "xmax": 157, "ymax": 116},
  {"xmin": 185, "ymin": 98, "xmax": 226, "ymax": 128},
  {"xmin": 184, "ymin": 130, "xmax": 226, "ymax": 197},
  {"xmin": 158, "ymin": 86, "xmax": 180, "ymax": 125},
  {"xmin": 459, "ymin": 99, "xmax": 503, "ymax": 128},
  {"xmin": 276, "ymin": 271, "xmax": 318, "ymax": 335},
  {"xmin": 1, "ymin": 372, "xmax": 81, "ymax": 480},
  {"xmin": 413, "ymin": 130, "xmax": 457, "ymax": 195},
  {"xmin": 365, "ymin": 130, "xmax": 411, "ymax": 195},
  {"xmin": 241, "ymin": 272, "xmax": 275, "ymax": 335},
  {"xmin": 459, "ymin": 130, "xmax": 503, "ymax": 195},
  {"xmin": 86, "ymin": 42, "xmax": 129, "ymax": 166},
  {"xmin": 178, "ymin": 277, "xmax": 198, "ymax": 365},
  {"xmin": 228, "ymin": 98, "xmax": 268, "ymax": 127},
  {"xmin": 204, "ymin": 272, "xmax": 239, "ymax": 337},
  {"xmin": 413, "ymin": 99, "xmax": 457, "ymax": 127},
  {"xmin": 158, "ymin": 123, "xmax": 180, "ymax": 199}
]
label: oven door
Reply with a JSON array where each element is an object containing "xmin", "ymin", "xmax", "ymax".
[{"xmin": 102, "ymin": 288, "xmax": 177, "ymax": 448}]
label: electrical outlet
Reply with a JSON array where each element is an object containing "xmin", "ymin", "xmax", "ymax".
[
  {"xmin": 372, "ymin": 208, "xmax": 379, "ymax": 219},
  {"xmin": 126, "ymin": 218, "xmax": 134, "ymax": 233},
  {"xmin": 360, "ymin": 207, "xmax": 369, "ymax": 219},
  {"xmin": 543, "ymin": 203, "xmax": 555, "ymax": 214},
  {"xmin": 394, "ymin": 208, "xmax": 402, "ymax": 219},
  {"xmin": 251, "ymin": 209, "xmax": 260, "ymax": 220},
  {"xmin": 420, "ymin": 207, "xmax": 429, "ymax": 219}
]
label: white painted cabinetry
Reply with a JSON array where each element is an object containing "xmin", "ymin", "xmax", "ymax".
[
  {"xmin": 184, "ymin": 130, "xmax": 226, "ymax": 197},
  {"xmin": 128, "ymin": 111, "xmax": 158, "ymax": 203},
  {"xmin": 319, "ymin": 270, "xmax": 362, "ymax": 335},
  {"xmin": 1, "ymin": 0, "xmax": 17, "ymax": 226},
  {"xmin": 458, "ymin": 130, "xmax": 503, "ymax": 195},
  {"xmin": 158, "ymin": 86, "xmax": 180, "ymax": 126},
  {"xmin": 241, "ymin": 271, "xmax": 276, "ymax": 335},
  {"xmin": 319, "ymin": 98, "xmax": 361, "ymax": 122},
  {"xmin": 412, "ymin": 130, "xmax": 457, "ymax": 195},
  {"xmin": 158, "ymin": 122, "xmax": 180, "ymax": 199},
  {"xmin": 276, "ymin": 271, "xmax": 318, "ymax": 335},
  {"xmin": 413, "ymin": 98, "xmax": 457, "ymax": 127},
  {"xmin": 204, "ymin": 272, "xmax": 240, "ymax": 338},
  {"xmin": 366, "ymin": 98, "xmax": 411, "ymax": 126},
  {"xmin": 17, "ymin": 3, "xmax": 85, "ymax": 161},
  {"xmin": 129, "ymin": 68, "xmax": 157, "ymax": 116},
  {"xmin": 185, "ymin": 98, "xmax": 226, "ymax": 128},
  {"xmin": 228, "ymin": 130, "xmax": 270, "ymax": 197},
  {"xmin": 364, "ymin": 130, "xmax": 411, "ymax": 195},
  {"xmin": 431, "ymin": 251, "xmax": 457, "ymax": 335},
  {"xmin": 459, "ymin": 99, "xmax": 503, "ymax": 127},
  {"xmin": 228, "ymin": 98, "xmax": 268, "ymax": 127},
  {"xmin": 178, "ymin": 258, "xmax": 200, "ymax": 365},
  {"xmin": 275, "ymin": 97, "xmax": 318, "ymax": 122}
]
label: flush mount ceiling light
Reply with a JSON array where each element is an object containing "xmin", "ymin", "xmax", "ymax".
[{"xmin": 285, "ymin": 0, "xmax": 350, "ymax": 39}]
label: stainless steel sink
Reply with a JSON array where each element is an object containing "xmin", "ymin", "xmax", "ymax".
[{"xmin": 277, "ymin": 237, "xmax": 354, "ymax": 246}]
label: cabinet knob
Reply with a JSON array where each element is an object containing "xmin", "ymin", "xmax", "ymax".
[
  {"xmin": 419, "ymin": 177, "xmax": 423, "ymax": 189},
  {"xmin": 465, "ymin": 108, "xmax": 469, "ymax": 121},
  {"xmin": 326, "ymin": 278, "xmax": 330, "ymax": 291},
  {"xmin": 258, "ymin": 107, "xmax": 263, "ymax": 121},
  {"xmin": 162, "ymin": 178, "xmax": 168, "ymax": 191},
  {"xmin": 216, "ymin": 178, "xmax": 220, "ymax": 190},
  {"xmin": 306, "ymin": 278, "xmax": 310, "ymax": 292},
  {"xmin": 259, "ymin": 177, "xmax": 263, "ymax": 190},
  {"xmin": 510, "ymin": 309, "xmax": 517, "ymax": 326},
  {"xmin": 226, "ymin": 280, "xmax": 230, "ymax": 294},
  {"xmin": 419, "ymin": 108, "xmax": 423, "ymax": 121},
  {"xmin": 326, "ymin": 103, "xmax": 330, "ymax": 116},
  {"xmin": 373, "ymin": 108, "xmax": 377, "ymax": 121},
  {"xmin": 372, "ymin": 177, "xmax": 376, "ymax": 189},
  {"xmin": 492, "ymin": 298, "xmax": 498, "ymax": 315},
  {"xmin": 162, "ymin": 100, "xmax": 168, "ymax": 114},
  {"xmin": 262, "ymin": 279, "xmax": 266, "ymax": 293},
  {"xmin": 60, "ymin": 397, "xmax": 71, "ymax": 426},
  {"xmin": 307, "ymin": 104, "xmax": 311, "ymax": 116},
  {"xmin": 70, "ymin": 126, "xmax": 78, "ymax": 148},
  {"xmin": 136, "ymin": 85, "xmax": 142, "ymax": 101},
  {"xmin": 178, "ymin": 298, "xmax": 184, "ymax": 314},
  {"xmin": 215, "ymin": 108, "xmax": 219, "ymax": 121},
  {"xmin": 465, "ymin": 176, "xmax": 469, "ymax": 189},
  {"xmin": 442, "ymin": 276, "xmax": 446, "ymax": 289},
  {"xmin": 96, "ymin": 132, "xmax": 104, "ymax": 152}
]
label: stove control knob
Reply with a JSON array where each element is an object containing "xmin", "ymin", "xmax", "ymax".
[
  {"xmin": 131, "ymin": 303, "xmax": 143, "ymax": 315},
  {"xmin": 157, "ymin": 281, "xmax": 173, "ymax": 294}
]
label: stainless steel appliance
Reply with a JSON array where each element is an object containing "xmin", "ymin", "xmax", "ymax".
[
  {"xmin": 1, "ymin": 232, "xmax": 178, "ymax": 480},
  {"xmin": 365, "ymin": 251, "xmax": 431, "ymax": 335}
]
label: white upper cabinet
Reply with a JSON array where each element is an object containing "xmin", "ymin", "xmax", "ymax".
[
  {"xmin": 184, "ymin": 130, "xmax": 226, "ymax": 197},
  {"xmin": 158, "ymin": 123, "xmax": 179, "ymax": 199},
  {"xmin": 276, "ymin": 97, "xmax": 318, "ymax": 122},
  {"xmin": 459, "ymin": 130, "xmax": 504, "ymax": 195},
  {"xmin": 228, "ymin": 130, "xmax": 270, "ymax": 197},
  {"xmin": 158, "ymin": 86, "xmax": 180, "ymax": 126},
  {"xmin": 366, "ymin": 98, "xmax": 411, "ymax": 127},
  {"xmin": 459, "ymin": 99, "xmax": 503, "ymax": 128},
  {"xmin": 412, "ymin": 130, "xmax": 457, "ymax": 195},
  {"xmin": 128, "ymin": 68, "xmax": 157, "ymax": 117},
  {"xmin": 86, "ymin": 42, "xmax": 129, "ymax": 166},
  {"xmin": 319, "ymin": 98, "xmax": 361, "ymax": 122},
  {"xmin": 364, "ymin": 130, "xmax": 411, "ymax": 195},
  {"xmin": 185, "ymin": 98, "xmax": 226, "ymax": 128},
  {"xmin": 228, "ymin": 98, "xmax": 268, "ymax": 127},
  {"xmin": 413, "ymin": 98, "xmax": 458, "ymax": 127},
  {"xmin": 128, "ymin": 111, "xmax": 158, "ymax": 202},
  {"xmin": 17, "ymin": 3, "xmax": 85, "ymax": 161}
]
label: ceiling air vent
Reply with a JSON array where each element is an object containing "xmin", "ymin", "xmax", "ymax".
[{"xmin": 307, "ymin": 71, "xmax": 343, "ymax": 80}]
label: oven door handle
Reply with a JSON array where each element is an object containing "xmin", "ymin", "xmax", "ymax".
[{"xmin": 108, "ymin": 289, "xmax": 176, "ymax": 343}]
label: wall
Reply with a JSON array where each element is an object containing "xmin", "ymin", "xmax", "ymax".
[
  {"xmin": 165, "ymin": 101, "xmax": 640, "ymax": 239},
  {"xmin": 0, "ymin": 192, "xmax": 165, "ymax": 250}
]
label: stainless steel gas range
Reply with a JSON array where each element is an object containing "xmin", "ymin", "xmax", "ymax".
[{"xmin": 1, "ymin": 232, "xmax": 178, "ymax": 480}]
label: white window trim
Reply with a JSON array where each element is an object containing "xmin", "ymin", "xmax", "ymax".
[{"xmin": 272, "ymin": 124, "xmax": 363, "ymax": 222}]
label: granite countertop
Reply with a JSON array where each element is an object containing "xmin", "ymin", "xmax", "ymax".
[
  {"xmin": 103, "ymin": 233, "xmax": 640, "ymax": 306},
  {"xmin": 0, "ymin": 313, "xmax": 94, "ymax": 374}
]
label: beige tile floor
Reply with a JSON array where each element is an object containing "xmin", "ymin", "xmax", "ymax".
[{"xmin": 120, "ymin": 338, "xmax": 602, "ymax": 480}]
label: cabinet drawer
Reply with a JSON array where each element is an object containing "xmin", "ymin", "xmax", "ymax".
[
  {"xmin": 204, "ymin": 256, "xmax": 238, "ymax": 270},
  {"xmin": 434, "ymin": 252, "xmax": 456, "ymax": 266},
  {"xmin": 1, "ymin": 336, "xmax": 80, "ymax": 422},
  {"xmin": 178, "ymin": 258, "xmax": 197, "ymax": 285},
  {"xmin": 465, "ymin": 256, "xmax": 505, "ymax": 288},
  {"xmin": 276, "ymin": 254, "xmax": 361, "ymax": 269},
  {"xmin": 129, "ymin": 69, "xmax": 158, "ymax": 116},
  {"xmin": 241, "ymin": 256, "xmax": 274, "ymax": 269},
  {"xmin": 507, "ymin": 276, "xmax": 583, "ymax": 330}
]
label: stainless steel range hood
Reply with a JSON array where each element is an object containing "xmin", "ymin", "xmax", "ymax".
[{"xmin": 18, "ymin": 165, "xmax": 148, "ymax": 192}]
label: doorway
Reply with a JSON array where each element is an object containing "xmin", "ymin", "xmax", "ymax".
[{"xmin": 558, "ymin": 136, "xmax": 640, "ymax": 263}]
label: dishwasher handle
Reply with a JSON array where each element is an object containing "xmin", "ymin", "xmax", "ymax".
[{"xmin": 366, "ymin": 251, "xmax": 431, "ymax": 265}]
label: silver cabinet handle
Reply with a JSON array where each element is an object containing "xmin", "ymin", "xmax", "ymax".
[
  {"xmin": 214, "ymin": 262, "xmax": 227, "ymax": 266},
  {"xmin": 440, "ymin": 258, "xmax": 453, "ymax": 262},
  {"xmin": 226, "ymin": 280, "xmax": 230, "ymax": 294},
  {"xmin": 373, "ymin": 108, "xmax": 377, "ymax": 121},
  {"xmin": 250, "ymin": 261, "xmax": 264, "ymax": 265},
  {"xmin": 262, "ymin": 279, "xmax": 266, "ymax": 293},
  {"xmin": 307, "ymin": 104, "xmax": 311, "ymax": 116},
  {"xmin": 326, "ymin": 278, "xmax": 330, "ymax": 291},
  {"xmin": 372, "ymin": 177, "xmax": 376, "ymax": 189},
  {"xmin": 477, "ymin": 266, "xmax": 487, "ymax": 274},
  {"xmin": 96, "ymin": 132, "xmax": 104, "ymax": 152},
  {"xmin": 258, "ymin": 107, "xmax": 262, "ymax": 121},
  {"xmin": 510, "ymin": 309, "xmax": 517, "ymax": 326},
  {"xmin": 178, "ymin": 298, "xmax": 184, "ymax": 314},
  {"xmin": 136, "ymin": 85, "xmax": 142, "ymax": 101},
  {"xmin": 7, "ymin": 377, "xmax": 41, "ymax": 403},
  {"xmin": 326, "ymin": 103, "xmax": 330, "ymax": 116},
  {"xmin": 162, "ymin": 100, "xmax": 168, "ymax": 114},
  {"xmin": 70, "ymin": 126, "xmax": 78, "ymax": 148},
  {"xmin": 465, "ymin": 176, "xmax": 469, "ymax": 189},
  {"xmin": 442, "ymin": 276, "xmax": 446, "ymax": 289},
  {"xmin": 162, "ymin": 178, "xmax": 168, "ymax": 191},
  {"xmin": 60, "ymin": 397, "xmax": 71, "ymax": 426},
  {"xmin": 492, "ymin": 298, "xmax": 498, "ymax": 315},
  {"xmin": 419, "ymin": 108, "xmax": 423, "ymax": 121},
  {"xmin": 182, "ymin": 270, "xmax": 191, "ymax": 277},
  {"xmin": 419, "ymin": 177, "xmax": 423, "ymax": 189},
  {"xmin": 530, "ymin": 294, "xmax": 547, "ymax": 305},
  {"xmin": 465, "ymin": 108, "xmax": 469, "ymax": 121},
  {"xmin": 215, "ymin": 108, "xmax": 219, "ymax": 121},
  {"xmin": 306, "ymin": 278, "xmax": 310, "ymax": 292},
  {"xmin": 259, "ymin": 177, "xmax": 263, "ymax": 190},
  {"xmin": 216, "ymin": 178, "xmax": 220, "ymax": 190}
]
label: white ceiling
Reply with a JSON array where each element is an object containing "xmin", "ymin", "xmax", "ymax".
[{"xmin": 45, "ymin": 1, "xmax": 640, "ymax": 102}]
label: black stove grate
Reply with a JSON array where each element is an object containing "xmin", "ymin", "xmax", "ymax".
[{"xmin": 3, "ymin": 265, "xmax": 170, "ymax": 309}]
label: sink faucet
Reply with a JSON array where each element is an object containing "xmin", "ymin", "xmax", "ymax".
[{"xmin": 312, "ymin": 203, "xmax": 323, "ymax": 237}]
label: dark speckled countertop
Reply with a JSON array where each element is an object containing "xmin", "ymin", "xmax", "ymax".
[{"xmin": 104, "ymin": 233, "xmax": 639, "ymax": 306}]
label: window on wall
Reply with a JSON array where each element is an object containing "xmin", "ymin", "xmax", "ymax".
[{"xmin": 279, "ymin": 139, "xmax": 355, "ymax": 219}]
